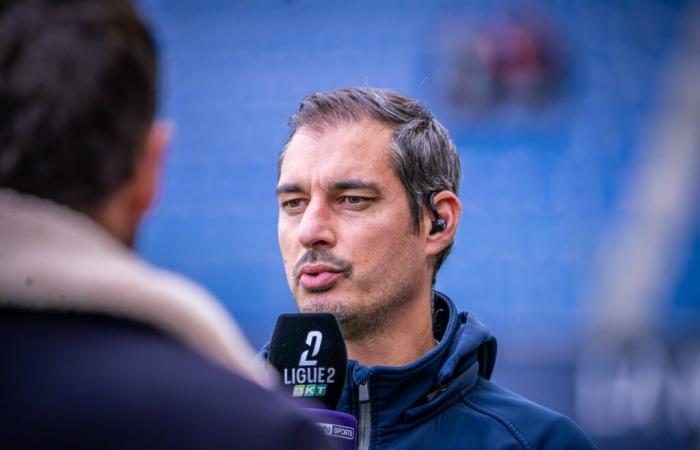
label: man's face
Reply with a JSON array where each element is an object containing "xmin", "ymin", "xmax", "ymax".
[{"xmin": 276, "ymin": 119, "xmax": 430, "ymax": 340}]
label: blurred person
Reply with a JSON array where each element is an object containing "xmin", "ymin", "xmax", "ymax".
[
  {"xmin": 0, "ymin": 1, "xmax": 332, "ymax": 448},
  {"xmin": 269, "ymin": 87, "xmax": 596, "ymax": 449}
]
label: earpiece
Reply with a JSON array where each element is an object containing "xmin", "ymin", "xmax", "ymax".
[{"xmin": 428, "ymin": 192, "xmax": 447, "ymax": 234}]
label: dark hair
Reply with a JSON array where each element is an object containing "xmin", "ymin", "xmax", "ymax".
[
  {"xmin": 0, "ymin": 0, "xmax": 157, "ymax": 212},
  {"xmin": 281, "ymin": 87, "xmax": 461, "ymax": 281}
]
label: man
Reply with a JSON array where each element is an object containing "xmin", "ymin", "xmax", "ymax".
[
  {"xmin": 272, "ymin": 87, "xmax": 597, "ymax": 449},
  {"xmin": 0, "ymin": 1, "xmax": 331, "ymax": 448}
]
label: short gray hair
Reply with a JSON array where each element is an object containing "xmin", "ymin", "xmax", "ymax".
[{"xmin": 280, "ymin": 87, "xmax": 461, "ymax": 282}]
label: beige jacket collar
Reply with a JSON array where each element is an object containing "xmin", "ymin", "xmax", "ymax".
[{"xmin": 0, "ymin": 189, "xmax": 269, "ymax": 386}]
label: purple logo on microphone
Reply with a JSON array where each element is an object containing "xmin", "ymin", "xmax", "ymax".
[{"xmin": 318, "ymin": 423, "xmax": 355, "ymax": 440}]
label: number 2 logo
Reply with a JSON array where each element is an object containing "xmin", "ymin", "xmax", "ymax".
[{"xmin": 299, "ymin": 331, "xmax": 322, "ymax": 366}]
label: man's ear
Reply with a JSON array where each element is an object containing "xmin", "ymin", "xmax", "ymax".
[
  {"xmin": 424, "ymin": 190, "xmax": 461, "ymax": 257},
  {"xmin": 126, "ymin": 120, "xmax": 171, "ymax": 218}
]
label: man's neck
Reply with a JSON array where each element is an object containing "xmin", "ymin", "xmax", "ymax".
[{"xmin": 346, "ymin": 291, "xmax": 436, "ymax": 368}]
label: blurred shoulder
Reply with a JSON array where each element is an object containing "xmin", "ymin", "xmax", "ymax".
[{"xmin": 0, "ymin": 309, "xmax": 330, "ymax": 450}]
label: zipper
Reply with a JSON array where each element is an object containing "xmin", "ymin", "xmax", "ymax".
[{"xmin": 357, "ymin": 378, "xmax": 371, "ymax": 450}]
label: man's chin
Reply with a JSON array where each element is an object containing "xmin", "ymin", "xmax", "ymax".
[
  {"xmin": 297, "ymin": 296, "xmax": 346, "ymax": 316},
  {"xmin": 297, "ymin": 297, "xmax": 378, "ymax": 341}
]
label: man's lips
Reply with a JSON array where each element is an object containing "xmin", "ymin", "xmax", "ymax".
[{"xmin": 297, "ymin": 264, "xmax": 345, "ymax": 290}]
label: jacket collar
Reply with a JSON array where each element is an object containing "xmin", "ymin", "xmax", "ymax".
[
  {"xmin": 0, "ymin": 189, "xmax": 268, "ymax": 386},
  {"xmin": 337, "ymin": 291, "xmax": 497, "ymax": 428}
]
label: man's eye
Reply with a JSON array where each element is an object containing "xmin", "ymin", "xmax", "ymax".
[
  {"xmin": 281, "ymin": 198, "xmax": 306, "ymax": 211},
  {"xmin": 340, "ymin": 196, "xmax": 369, "ymax": 206}
]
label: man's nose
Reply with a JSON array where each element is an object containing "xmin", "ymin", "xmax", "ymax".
[{"xmin": 297, "ymin": 199, "xmax": 336, "ymax": 250}]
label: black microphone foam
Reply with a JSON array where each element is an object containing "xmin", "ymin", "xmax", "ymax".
[{"xmin": 268, "ymin": 313, "xmax": 347, "ymax": 410}]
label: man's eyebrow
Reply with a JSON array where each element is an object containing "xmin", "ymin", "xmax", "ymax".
[
  {"xmin": 330, "ymin": 180, "xmax": 381, "ymax": 193},
  {"xmin": 275, "ymin": 183, "xmax": 304, "ymax": 195}
]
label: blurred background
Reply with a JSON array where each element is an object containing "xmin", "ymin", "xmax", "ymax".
[{"xmin": 135, "ymin": 1, "xmax": 700, "ymax": 448}]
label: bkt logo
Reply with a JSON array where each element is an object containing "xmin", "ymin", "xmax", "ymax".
[
  {"xmin": 292, "ymin": 383, "xmax": 328, "ymax": 398},
  {"xmin": 284, "ymin": 331, "xmax": 336, "ymax": 395}
]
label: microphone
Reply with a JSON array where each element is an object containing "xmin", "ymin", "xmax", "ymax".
[{"xmin": 268, "ymin": 313, "xmax": 356, "ymax": 449}]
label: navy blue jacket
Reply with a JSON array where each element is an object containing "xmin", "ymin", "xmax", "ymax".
[
  {"xmin": 343, "ymin": 292, "xmax": 595, "ymax": 449},
  {"xmin": 0, "ymin": 308, "xmax": 332, "ymax": 450},
  {"xmin": 265, "ymin": 292, "xmax": 596, "ymax": 449}
]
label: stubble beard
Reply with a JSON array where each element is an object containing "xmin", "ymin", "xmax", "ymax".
[
  {"xmin": 296, "ymin": 274, "xmax": 420, "ymax": 343},
  {"xmin": 289, "ymin": 225, "xmax": 424, "ymax": 343}
]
